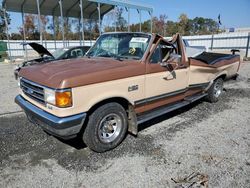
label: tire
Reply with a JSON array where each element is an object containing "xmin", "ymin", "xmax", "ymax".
[
  {"xmin": 83, "ymin": 102, "xmax": 128, "ymax": 152},
  {"xmin": 205, "ymin": 78, "xmax": 224, "ymax": 103}
]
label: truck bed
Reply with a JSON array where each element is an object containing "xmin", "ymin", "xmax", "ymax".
[{"xmin": 191, "ymin": 52, "xmax": 239, "ymax": 65}]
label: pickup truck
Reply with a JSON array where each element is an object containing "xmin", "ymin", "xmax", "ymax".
[{"xmin": 15, "ymin": 32, "xmax": 240, "ymax": 152}]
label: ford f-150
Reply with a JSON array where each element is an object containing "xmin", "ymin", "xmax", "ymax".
[{"xmin": 15, "ymin": 32, "xmax": 240, "ymax": 152}]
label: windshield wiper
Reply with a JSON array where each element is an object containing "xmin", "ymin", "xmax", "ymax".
[
  {"xmin": 113, "ymin": 55, "xmax": 125, "ymax": 61},
  {"xmin": 86, "ymin": 51, "xmax": 94, "ymax": 58}
]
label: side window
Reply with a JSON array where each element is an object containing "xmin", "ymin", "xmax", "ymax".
[
  {"xmin": 62, "ymin": 52, "xmax": 69, "ymax": 59},
  {"xmin": 150, "ymin": 45, "xmax": 161, "ymax": 64},
  {"xmin": 150, "ymin": 40, "xmax": 178, "ymax": 64}
]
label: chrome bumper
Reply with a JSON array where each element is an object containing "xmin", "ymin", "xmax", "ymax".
[{"xmin": 15, "ymin": 95, "xmax": 86, "ymax": 139}]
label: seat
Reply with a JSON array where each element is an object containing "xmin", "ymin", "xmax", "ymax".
[
  {"xmin": 134, "ymin": 47, "xmax": 143, "ymax": 57},
  {"xmin": 71, "ymin": 51, "xmax": 77, "ymax": 58}
]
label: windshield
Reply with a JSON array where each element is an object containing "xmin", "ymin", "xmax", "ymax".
[
  {"xmin": 52, "ymin": 48, "xmax": 68, "ymax": 59},
  {"xmin": 86, "ymin": 33, "xmax": 151, "ymax": 60}
]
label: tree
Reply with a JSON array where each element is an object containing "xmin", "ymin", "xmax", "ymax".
[
  {"xmin": 48, "ymin": 16, "xmax": 63, "ymax": 40},
  {"xmin": 130, "ymin": 13, "xmax": 221, "ymax": 36},
  {"xmin": 19, "ymin": 14, "xmax": 39, "ymax": 40},
  {"xmin": 177, "ymin": 14, "xmax": 190, "ymax": 35},
  {"xmin": 129, "ymin": 14, "xmax": 168, "ymax": 35},
  {"xmin": 0, "ymin": 6, "xmax": 11, "ymax": 40},
  {"xmin": 165, "ymin": 21, "xmax": 179, "ymax": 36},
  {"xmin": 10, "ymin": 33, "xmax": 22, "ymax": 40},
  {"xmin": 115, "ymin": 8, "xmax": 127, "ymax": 31},
  {"xmin": 155, "ymin": 14, "xmax": 168, "ymax": 36},
  {"xmin": 190, "ymin": 17, "xmax": 218, "ymax": 35},
  {"xmin": 103, "ymin": 9, "xmax": 116, "ymax": 32},
  {"xmin": 40, "ymin": 15, "xmax": 50, "ymax": 40}
]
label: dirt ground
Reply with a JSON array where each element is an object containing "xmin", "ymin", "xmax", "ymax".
[{"xmin": 0, "ymin": 62, "xmax": 249, "ymax": 188}]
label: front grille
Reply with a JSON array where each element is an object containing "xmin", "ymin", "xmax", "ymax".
[{"xmin": 20, "ymin": 78, "xmax": 45, "ymax": 105}]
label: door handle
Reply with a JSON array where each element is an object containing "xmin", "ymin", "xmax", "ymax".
[
  {"xmin": 163, "ymin": 76, "xmax": 174, "ymax": 80},
  {"xmin": 163, "ymin": 70, "xmax": 177, "ymax": 80}
]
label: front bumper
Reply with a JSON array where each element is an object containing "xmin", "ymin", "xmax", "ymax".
[{"xmin": 15, "ymin": 95, "xmax": 86, "ymax": 139}]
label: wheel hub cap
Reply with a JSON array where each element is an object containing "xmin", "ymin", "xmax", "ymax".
[
  {"xmin": 214, "ymin": 80, "xmax": 223, "ymax": 98},
  {"xmin": 98, "ymin": 113, "xmax": 122, "ymax": 143}
]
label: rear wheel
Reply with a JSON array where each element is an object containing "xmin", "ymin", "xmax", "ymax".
[
  {"xmin": 205, "ymin": 78, "xmax": 224, "ymax": 103},
  {"xmin": 83, "ymin": 102, "xmax": 128, "ymax": 152}
]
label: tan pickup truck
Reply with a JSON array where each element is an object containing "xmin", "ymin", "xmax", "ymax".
[{"xmin": 15, "ymin": 32, "xmax": 240, "ymax": 152}]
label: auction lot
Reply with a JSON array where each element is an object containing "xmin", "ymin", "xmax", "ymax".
[{"xmin": 0, "ymin": 63, "xmax": 250, "ymax": 187}]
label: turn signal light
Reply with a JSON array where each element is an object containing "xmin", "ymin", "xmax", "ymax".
[{"xmin": 56, "ymin": 91, "xmax": 72, "ymax": 108}]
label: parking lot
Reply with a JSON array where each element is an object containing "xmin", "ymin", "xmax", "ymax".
[{"xmin": 0, "ymin": 62, "xmax": 249, "ymax": 187}]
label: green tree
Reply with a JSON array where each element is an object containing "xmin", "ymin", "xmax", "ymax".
[
  {"xmin": 177, "ymin": 14, "xmax": 190, "ymax": 35},
  {"xmin": 126, "ymin": 13, "xmax": 220, "ymax": 36},
  {"xmin": 0, "ymin": 5, "xmax": 11, "ymax": 40},
  {"xmin": 10, "ymin": 33, "xmax": 22, "ymax": 40},
  {"xmin": 190, "ymin": 17, "xmax": 218, "ymax": 35},
  {"xmin": 165, "ymin": 21, "xmax": 179, "ymax": 36}
]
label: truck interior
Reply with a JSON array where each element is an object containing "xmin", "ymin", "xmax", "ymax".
[{"xmin": 150, "ymin": 36, "xmax": 180, "ymax": 64}]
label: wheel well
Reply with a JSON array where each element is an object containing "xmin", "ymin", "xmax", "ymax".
[
  {"xmin": 217, "ymin": 74, "xmax": 226, "ymax": 80},
  {"xmin": 88, "ymin": 97, "xmax": 130, "ymax": 115},
  {"xmin": 86, "ymin": 97, "xmax": 138, "ymax": 135}
]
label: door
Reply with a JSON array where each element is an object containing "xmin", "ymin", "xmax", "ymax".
[{"xmin": 143, "ymin": 39, "xmax": 189, "ymax": 112}]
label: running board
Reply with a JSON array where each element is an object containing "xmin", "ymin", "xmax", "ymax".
[
  {"xmin": 184, "ymin": 93, "xmax": 207, "ymax": 103},
  {"xmin": 137, "ymin": 93, "xmax": 207, "ymax": 125}
]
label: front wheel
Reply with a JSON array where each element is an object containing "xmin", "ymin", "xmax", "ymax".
[
  {"xmin": 83, "ymin": 102, "xmax": 128, "ymax": 152},
  {"xmin": 205, "ymin": 78, "xmax": 224, "ymax": 103}
]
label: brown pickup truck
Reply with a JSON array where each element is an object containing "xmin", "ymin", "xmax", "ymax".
[{"xmin": 15, "ymin": 32, "xmax": 240, "ymax": 152}]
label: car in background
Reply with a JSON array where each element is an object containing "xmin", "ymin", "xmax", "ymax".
[{"xmin": 14, "ymin": 43, "xmax": 90, "ymax": 79}]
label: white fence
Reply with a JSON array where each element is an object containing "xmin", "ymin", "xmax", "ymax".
[
  {"xmin": 4, "ymin": 31, "xmax": 250, "ymax": 58},
  {"xmin": 183, "ymin": 32, "xmax": 250, "ymax": 58},
  {"xmin": 4, "ymin": 40, "xmax": 95, "ymax": 58}
]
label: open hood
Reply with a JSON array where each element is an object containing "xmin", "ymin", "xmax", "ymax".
[{"xmin": 22, "ymin": 42, "xmax": 54, "ymax": 58}]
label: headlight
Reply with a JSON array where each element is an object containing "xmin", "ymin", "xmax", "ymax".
[
  {"xmin": 17, "ymin": 77, "xmax": 21, "ymax": 86},
  {"xmin": 44, "ymin": 88, "xmax": 72, "ymax": 108},
  {"xmin": 44, "ymin": 88, "xmax": 56, "ymax": 105}
]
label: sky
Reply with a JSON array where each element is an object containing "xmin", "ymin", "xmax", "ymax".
[{"xmin": 3, "ymin": 0, "xmax": 250, "ymax": 33}]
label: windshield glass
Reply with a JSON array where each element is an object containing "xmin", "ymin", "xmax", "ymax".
[
  {"xmin": 86, "ymin": 33, "xmax": 151, "ymax": 60},
  {"xmin": 52, "ymin": 48, "xmax": 68, "ymax": 59}
]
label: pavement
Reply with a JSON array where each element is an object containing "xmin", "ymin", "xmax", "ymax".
[{"xmin": 0, "ymin": 62, "xmax": 249, "ymax": 188}]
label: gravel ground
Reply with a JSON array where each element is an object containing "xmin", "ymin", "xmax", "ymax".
[{"xmin": 0, "ymin": 62, "xmax": 250, "ymax": 188}]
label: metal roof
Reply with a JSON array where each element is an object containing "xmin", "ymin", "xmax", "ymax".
[
  {"xmin": 2, "ymin": 0, "xmax": 153, "ymax": 19},
  {"xmin": 2, "ymin": 0, "xmax": 114, "ymax": 19},
  {"xmin": 89, "ymin": 0, "xmax": 153, "ymax": 12}
]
